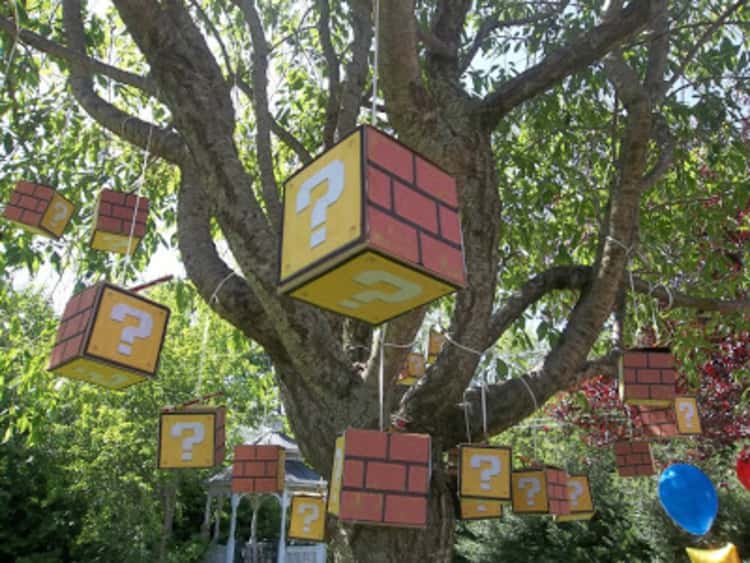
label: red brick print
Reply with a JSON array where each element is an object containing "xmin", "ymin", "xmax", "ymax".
[
  {"xmin": 3, "ymin": 206, "xmax": 23, "ymax": 222},
  {"xmin": 16, "ymin": 181, "xmax": 36, "ymax": 195},
  {"xmin": 367, "ymin": 166, "xmax": 391, "ymax": 209},
  {"xmin": 420, "ymin": 233, "xmax": 466, "ymax": 286},
  {"xmin": 101, "ymin": 190, "xmax": 127, "ymax": 205},
  {"xmin": 340, "ymin": 491, "xmax": 384, "ymax": 522},
  {"xmin": 648, "ymin": 351, "xmax": 675, "ymax": 369},
  {"xmin": 384, "ymin": 494, "xmax": 427, "ymax": 526},
  {"xmin": 97, "ymin": 215, "xmax": 123, "ymax": 233},
  {"xmin": 367, "ymin": 207, "xmax": 419, "ymax": 264},
  {"xmin": 255, "ymin": 446, "xmax": 281, "ymax": 460},
  {"xmin": 343, "ymin": 459, "xmax": 365, "ymax": 488},
  {"xmin": 63, "ymin": 334, "xmax": 84, "ymax": 358},
  {"xmin": 234, "ymin": 445, "xmax": 256, "ymax": 460},
  {"xmin": 77, "ymin": 286, "xmax": 98, "ymax": 312},
  {"xmin": 9, "ymin": 193, "xmax": 21, "ymax": 205},
  {"xmin": 18, "ymin": 195, "xmax": 36, "ymax": 209},
  {"xmin": 623, "ymin": 351, "xmax": 648, "ymax": 368},
  {"xmin": 242, "ymin": 462, "xmax": 266, "ymax": 477},
  {"xmin": 638, "ymin": 369, "xmax": 662, "ymax": 384},
  {"xmin": 254, "ymin": 478, "xmax": 279, "ymax": 493},
  {"xmin": 408, "ymin": 465, "xmax": 429, "ymax": 494},
  {"xmin": 439, "ymin": 206, "xmax": 461, "ymax": 244},
  {"xmin": 650, "ymin": 385, "xmax": 675, "ymax": 400},
  {"xmin": 389, "ymin": 433, "xmax": 431, "ymax": 463},
  {"xmin": 627, "ymin": 385, "xmax": 650, "ymax": 400},
  {"xmin": 126, "ymin": 194, "xmax": 149, "ymax": 211},
  {"xmin": 232, "ymin": 478, "xmax": 254, "ymax": 493},
  {"xmin": 112, "ymin": 205, "xmax": 137, "ymax": 221},
  {"xmin": 264, "ymin": 461, "xmax": 278, "ymax": 477},
  {"xmin": 394, "ymin": 181, "xmax": 438, "ymax": 233},
  {"xmin": 98, "ymin": 202, "xmax": 112, "ymax": 216},
  {"xmin": 616, "ymin": 455, "xmax": 627, "ymax": 466},
  {"xmin": 660, "ymin": 369, "xmax": 676, "ymax": 384},
  {"xmin": 366, "ymin": 462, "xmax": 406, "ymax": 492},
  {"xmin": 21, "ymin": 209, "xmax": 42, "ymax": 225},
  {"xmin": 33, "ymin": 185, "xmax": 54, "ymax": 200},
  {"xmin": 618, "ymin": 466, "xmax": 636, "ymax": 477},
  {"xmin": 631, "ymin": 442, "xmax": 650, "ymax": 454},
  {"xmin": 366, "ymin": 128, "xmax": 414, "ymax": 183},
  {"xmin": 415, "ymin": 157, "xmax": 458, "ymax": 207},
  {"xmin": 36, "ymin": 200, "xmax": 49, "ymax": 212},
  {"xmin": 614, "ymin": 442, "xmax": 630, "ymax": 456},
  {"xmin": 344, "ymin": 429, "xmax": 388, "ymax": 459}
]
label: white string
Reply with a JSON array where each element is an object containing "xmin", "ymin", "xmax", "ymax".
[
  {"xmin": 605, "ymin": 235, "xmax": 634, "ymax": 256},
  {"xmin": 209, "ymin": 271, "xmax": 238, "ymax": 305},
  {"xmin": 379, "ymin": 323, "xmax": 387, "ymax": 432},
  {"xmin": 519, "ymin": 375, "xmax": 539, "ymax": 412},
  {"xmin": 383, "ymin": 339, "xmax": 417, "ymax": 349},
  {"xmin": 370, "ymin": 0, "xmax": 381, "ymax": 125},
  {"xmin": 462, "ymin": 391, "xmax": 472, "ymax": 443},
  {"xmin": 442, "ymin": 333, "xmax": 484, "ymax": 357},
  {"xmin": 480, "ymin": 382, "xmax": 488, "ymax": 438}
]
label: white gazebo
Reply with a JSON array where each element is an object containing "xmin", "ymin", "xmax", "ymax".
[{"xmin": 202, "ymin": 425, "xmax": 327, "ymax": 563}]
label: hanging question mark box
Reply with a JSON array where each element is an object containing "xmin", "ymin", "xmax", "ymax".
[
  {"xmin": 47, "ymin": 281, "xmax": 170, "ymax": 390},
  {"xmin": 278, "ymin": 126, "xmax": 466, "ymax": 325},
  {"xmin": 2, "ymin": 180, "xmax": 76, "ymax": 239},
  {"xmin": 555, "ymin": 474, "xmax": 595, "ymax": 522},
  {"xmin": 327, "ymin": 428, "xmax": 431, "ymax": 528},
  {"xmin": 90, "ymin": 188, "xmax": 149, "ymax": 255},
  {"xmin": 397, "ymin": 352, "xmax": 426, "ymax": 386},
  {"xmin": 511, "ymin": 466, "xmax": 570, "ymax": 516},
  {"xmin": 231, "ymin": 445, "xmax": 286, "ymax": 494},
  {"xmin": 613, "ymin": 440, "xmax": 655, "ymax": 477},
  {"xmin": 158, "ymin": 406, "xmax": 226, "ymax": 469},
  {"xmin": 619, "ymin": 348, "xmax": 677, "ymax": 407},
  {"xmin": 458, "ymin": 445, "xmax": 512, "ymax": 501},
  {"xmin": 674, "ymin": 396, "xmax": 702, "ymax": 435},
  {"xmin": 289, "ymin": 494, "xmax": 327, "ymax": 542}
]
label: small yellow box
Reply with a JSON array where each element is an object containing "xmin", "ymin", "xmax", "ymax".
[
  {"xmin": 458, "ymin": 445, "xmax": 512, "ymax": 501},
  {"xmin": 675, "ymin": 396, "xmax": 702, "ymax": 434},
  {"xmin": 158, "ymin": 407, "xmax": 225, "ymax": 469},
  {"xmin": 556, "ymin": 474, "xmax": 594, "ymax": 522},
  {"xmin": 459, "ymin": 498, "xmax": 503, "ymax": 520},
  {"xmin": 289, "ymin": 495, "xmax": 327, "ymax": 542}
]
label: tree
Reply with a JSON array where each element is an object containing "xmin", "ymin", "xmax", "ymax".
[{"xmin": 1, "ymin": 1, "xmax": 749, "ymax": 561}]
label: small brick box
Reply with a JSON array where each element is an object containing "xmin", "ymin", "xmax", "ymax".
[
  {"xmin": 619, "ymin": 348, "xmax": 677, "ymax": 406},
  {"xmin": 90, "ymin": 188, "xmax": 149, "ymax": 255},
  {"xmin": 3, "ymin": 180, "xmax": 75, "ymax": 239},
  {"xmin": 232, "ymin": 445, "xmax": 286, "ymax": 494},
  {"xmin": 158, "ymin": 406, "xmax": 226, "ymax": 469},
  {"xmin": 47, "ymin": 281, "xmax": 170, "ymax": 390},
  {"xmin": 638, "ymin": 405, "xmax": 679, "ymax": 439},
  {"xmin": 279, "ymin": 126, "xmax": 466, "ymax": 325},
  {"xmin": 328, "ymin": 429, "xmax": 431, "ymax": 528},
  {"xmin": 614, "ymin": 440, "xmax": 655, "ymax": 477},
  {"xmin": 511, "ymin": 466, "xmax": 570, "ymax": 516}
]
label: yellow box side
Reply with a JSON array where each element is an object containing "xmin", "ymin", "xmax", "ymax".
[
  {"xmin": 459, "ymin": 446, "xmax": 511, "ymax": 500},
  {"xmin": 567, "ymin": 475, "xmax": 593, "ymax": 513},
  {"xmin": 159, "ymin": 413, "xmax": 217, "ymax": 468},
  {"xmin": 327, "ymin": 436, "xmax": 345, "ymax": 516},
  {"xmin": 91, "ymin": 231, "xmax": 141, "ymax": 255},
  {"xmin": 460, "ymin": 499, "xmax": 503, "ymax": 519},
  {"xmin": 40, "ymin": 193, "xmax": 74, "ymax": 238},
  {"xmin": 511, "ymin": 471, "xmax": 549, "ymax": 513},
  {"xmin": 289, "ymin": 496, "xmax": 327, "ymax": 542},
  {"xmin": 53, "ymin": 357, "xmax": 144, "ymax": 389}
]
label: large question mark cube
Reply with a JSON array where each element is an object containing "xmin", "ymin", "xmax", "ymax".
[
  {"xmin": 638, "ymin": 405, "xmax": 679, "ymax": 439},
  {"xmin": 47, "ymin": 282, "xmax": 170, "ymax": 390},
  {"xmin": 555, "ymin": 474, "xmax": 595, "ymax": 522},
  {"xmin": 459, "ymin": 499, "xmax": 504, "ymax": 520},
  {"xmin": 619, "ymin": 348, "xmax": 677, "ymax": 406},
  {"xmin": 278, "ymin": 126, "xmax": 466, "ymax": 325},
  {"xmin": 231, "ymin": 445, "xmax": 286, "ymax": 494},
  {"xmin": 614, "ymin": 440, "xmax": 655, "ymax": 477},
  {"xmin": 90, "ymin": 189, "xmax": 149, "ymax": 255},
  {"xmin": 2, "ymin": 180, "xmax": 75, "ymax": 239},
  {"xmin": 675, "ymin": 396, "xmax": 702, "ymax": 435},
  {"xmin": 397, "ymin": 352, "xmax": 426, "ymax": 386},
  {"xmin": 289, "ymin": 495, "xmax": 327, "ymax": 542},
  {"xmin": 158, "ymin": 406, "xmax": 226, "ymax": 469},
  {"xmin": 327, "ymin": 428, "xmax": 431, "ymax": 528},
  {"xmin": 458, "ymin": 445, "xmax": 512, "ymax": 501},
  {"xmin": 511, "ymin": 467, "xmax": 570, "ymax": 515}
]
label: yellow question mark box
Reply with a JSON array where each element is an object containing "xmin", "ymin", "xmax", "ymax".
[
  {"xmin": 458, "ymin": 445, "xmax": 512, "ymax": 500},
  {"xmin": 158, "ymin": 407, "xmax": 225, "ymax": 469},
  {"xmin": 511, "ymin": 469, "xmax": 549, "ymax": 513},
  {"xmin": 289, "ymin": 495, "xmax": 327, "ymax": 541},
  {"xmin": 675, "ymin": 396, "xmax": 702, "ymax": 434}
]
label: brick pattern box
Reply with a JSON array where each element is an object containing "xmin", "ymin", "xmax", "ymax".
[
  {"xmin": 47, "ymin": 281, "xmax": 170, "ymax": 390},
  {"xmin": 330, "ymin": 429, "xmax": 431, "ymax": 528},
  {"xmin": 638, "ymin": 405, "xmax": 679, "ymax": 439},
  {"xmin": 614, "ymin": 440, "xmax": 655, "ymax": 477},
  {"xmin": 511, "ymin": 466, "xmax": 570, "ymax": 516},
  {"xmin": 279, "ymin": 125, "xmax": 466, "ymax": 325},
  {"xmin": 158, "ymin": 406, "xmax": 226, "ymax": 469},
  {"xmin": 3, "ymin": 180, "xmax": 75, "ymax": 239},
  {"xmin": 619, "ymin": 348, "xmax": 677, "ymax": 406},
  {"xmin": 90, "ymin": 188, "xmax": 149, "ymax": 255},
  {"xmin": 232, "ymin": 445, "xmax": 285, "ymax": 494}
]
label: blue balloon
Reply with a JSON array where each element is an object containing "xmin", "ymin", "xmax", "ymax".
[{"xmin": 658, "ymin": 464, "xmax": 718, "ymax": 535}]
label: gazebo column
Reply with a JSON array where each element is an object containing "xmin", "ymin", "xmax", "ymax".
[
  {"xmin": 226, "ymin": 493, "xmax": 241, "ymax": 563},
  {"xmin": 200, "ymin": 492, "xmax": 213, "ymax": 541},
  {"xmin": 213, "ymin": 493, "xmax": 225, "ymax": 543},
  {"xmin": 277, "ymin": 489, "xmax": 289, "ymax": 563},
  {"xmin": 249, "ymin": 496, "xmax": 264, "ymax": 563}
]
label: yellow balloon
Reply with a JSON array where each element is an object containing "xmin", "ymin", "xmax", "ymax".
[{"xmin": 686, "ymin": 543, "xmax": 740, "ymax": 563}]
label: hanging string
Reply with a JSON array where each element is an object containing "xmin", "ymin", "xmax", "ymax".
[
  {"xmin": 462, "ymin": 390, "xmax": 472, "ymax": 444},
  {"xmin": 117, "ymin": 124, "xmax": 154, "ymax": 284},
  {"xmin": 370, "ymin": 0, "xmax": 381, "ymax": 125},
  {"xmin": 209, "ymin": 270, "xmax": 238, "ymax": 306},
  {"xmin": 519, "ymin": 375, "xmax": 540, "ymax": 460},
  {"xmin": 480, "ymin": 381, "xmax": 488, "ymax": 440},
  {"xmin": 378, "ymin": 323, "xmax": 387, "ymax": 432},
  {"xmin": 442, "ymin": 333, "xmax": 484, "ymax": 357}
]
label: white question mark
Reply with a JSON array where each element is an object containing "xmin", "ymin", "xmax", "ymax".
[
  {"xmin": 296, "ymin": 159, "xmax": 345, "ymax": 248},
  {"xmin": 568, "ymin": 480, "xmax": 584, "ymax": 508},
  {"xmin": 476, "ymin": 503, "xmax": 487, "ymax": 512},
  {"xmin": 518, "ymin": 477, "xmax": 542, "ymax": 506},
  {"xmin": 298, "ymin": 502, "xmax": 320, "ymax": 533},
  {"xmin": 470, "ymin": 454, "xmax": 502, "ymax": 491},
  {"xmin": 110, "ymin": 304, "xmax": 154, "ymax": 356},
  {"xmin": 170, "ymin": 422, "xmax": 205, "ymax": 461},
  {"xmin": 338, "ymin": 270, "xmax": 423, "ymax": 310},
  {"xmin": 49, "ymin": 201, "xmax": 70, "ymax": 226},
  {"xmin": 678, "ymin": 401, "xmax": 696, "ymax": 430},
  {"xmin": 72, "ymin": 365, "xmax": 129, "ymax": 387}
]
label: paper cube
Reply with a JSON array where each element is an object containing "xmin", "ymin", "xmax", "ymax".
[
  {"xmin": 427, "ymin": 329, "xmax": 446, "ymax": 364},
  {"xmin": 614, "ymin": 440, "xmax": 655, "ymax": 477},
  {"xmin": 459, "ymin": 498, "xmax": 503, "ymax": 520},
  {"xmin": 158, "ymin": 406, "xmax": 226, "ymax": 469},
  {"xmin": 556, "ymin": 474, "xmax": 595, "ymax": 522},
  {"xmin": 2, "ymin": 180, "xmax": 75, "ymax": 239},
  {"xmin": 232, "ymin": 445, "xmax": 285, "ymax": 494},
  {"xmin": 278, "ymin": 126, "xmax": 466, "ymax": 325},
  {"xmin": 327, "ymin": 429, "xmax": 431, "ymax": 528},
  {"xmin": 619, "ymin": 348, "xmax": 677, "ymax": 406},
  {"xmin": 289, "ymin": 495, "xmax": 327, "ymax": 542},
  {"xmin": 511, "ymin": 467, "xmax": 569, "ymax": 515},
  {"xmin": 675, "ymin": 396, "xmax": 702, "ymax": 435},
  {"xmin": 90, "ymin": 189, "xmax": 149, "ymax": 255},
  {"xmin": 458, "ymin": 445, "xmax": 512, "ymax": 501},
  {"xmin": 47, "ymin": 282, "xmax": 170, "ymax": 389},
  {"xmin": 397, "ymin": 352, "xmax": 426, "ymax": 386}
]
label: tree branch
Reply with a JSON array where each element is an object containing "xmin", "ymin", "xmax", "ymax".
[
  {"xmin": 0, "ymin": 16, "xmax": 157, "ymax": 96},
  {"xmin": 317, "ymin": 0, "xmax": 340, "ymax": 147},
  {"xmin": 478, "ymin": 0, "xmax": 659, "ymax": 127},
  {"xmin": 336, "ymin": 0, "xmax": 373, "ymax": 136}
]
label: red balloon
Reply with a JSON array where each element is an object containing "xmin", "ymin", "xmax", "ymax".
[{"xmin": 736, "ymin": 448, "xmax": 750, "ymax": 491}]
